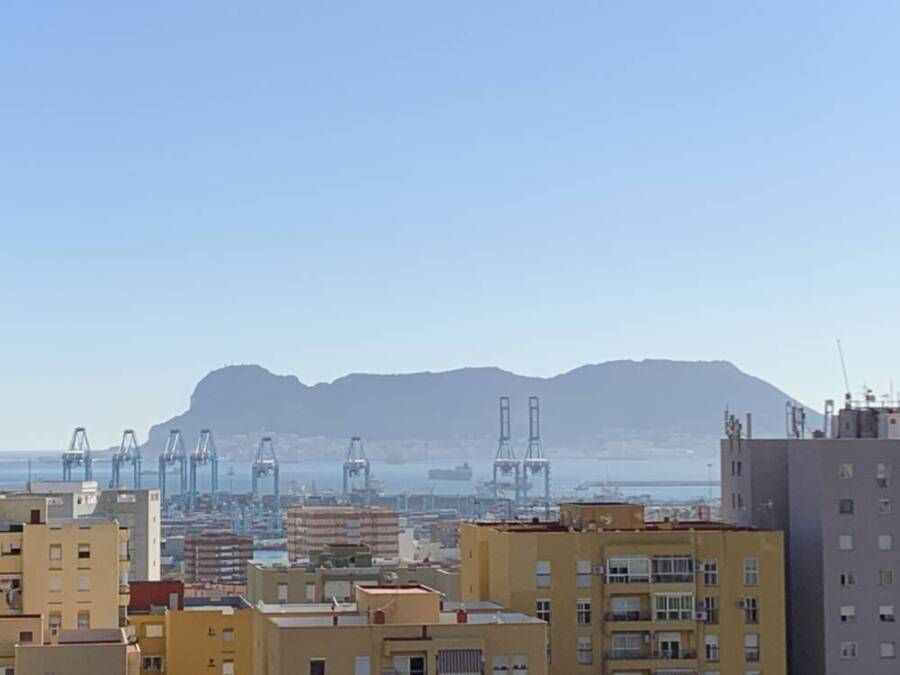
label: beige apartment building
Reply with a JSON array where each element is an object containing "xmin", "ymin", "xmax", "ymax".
[
  {"xmin": 285, "ymin": 506, "xmax": 400, "ymax": 560},
  {"xmin": 462, "ymin": 502, "xmax": 787, "ymax": 675},
  {"xmin": 15, "ymin": 628, "xmax": 140, "ymax": 675},
  {"xmin": 253, "ymin": 583, "xmax": 547, "ymax": 675},
  {"xmin": 184, "ymin": 531, "xmax": 254, "ymax": 586},
  {"xmin": 0, "ymin": 496, "xmax": 130, "ymax": 634},
  {"xmin": 247, "ymin": 543, "xmax": 459, "ymax": 604}
]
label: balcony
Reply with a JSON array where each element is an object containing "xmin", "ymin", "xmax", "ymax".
[
  {"xmin": 605, "ymin": 611, "xmax": 652, "ymax": 622},
  {"xmin": 605, "ymin": 649, "xmax": 697, "ymax": 661}
]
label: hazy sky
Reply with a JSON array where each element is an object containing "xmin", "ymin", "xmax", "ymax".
[{"xmin": 2, "ymin": 2, "xmax": 900, "ymax": 450}]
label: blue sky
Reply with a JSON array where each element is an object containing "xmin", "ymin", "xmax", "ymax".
[{"xmin": 2, "ymin": 2, "xmax": 900, "ymax": 449}]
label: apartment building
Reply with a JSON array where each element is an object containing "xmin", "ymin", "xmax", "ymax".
[
  {"xmin": 15, "ymin": 628, "xmax": 140, "ymax": 675},
  {"xmin": 253, "ymin": 584, "xmax": 547, "ymax": 675},
  {"xmin": 246, "ymin": 543, "xmax": 459, "ymax": 604},
  {"xmin": 462, "ymin": 502, "xmax": 786, "ymax": 675},
  {"xmin": 285, "ymin": 506, "xmax": 399, "ymax": 560},
  {"xmin": 722, "ymin": 402, "xmax": 900, "ymax": 675},
  {"xmin": 184, "ymin": 531, "xmax": 254, "ymax": 586},
  {"xmin": 0, "ymin": 496, "xmax": 130, "ymax": 634},
  {"xmin": 128, "ymin": 582, "xmax": 252, "ymax": 675},
  {"xmin": 95, "ymin": 490, "xmax": 161, "ymax": 582}
]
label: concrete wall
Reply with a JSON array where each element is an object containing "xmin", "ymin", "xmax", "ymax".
[{"xmin": 96, "ymin": 490, "xmax": 161, "ymax": 582}]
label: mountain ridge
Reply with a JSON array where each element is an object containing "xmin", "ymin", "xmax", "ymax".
[{"xmin": 146, "ymin": 359, "xmax": 817, "ymax": 453}]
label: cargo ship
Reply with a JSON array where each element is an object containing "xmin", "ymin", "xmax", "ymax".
[{"xmin": 428, "ymin": 463, "xmax": 473, "ymax": 481}]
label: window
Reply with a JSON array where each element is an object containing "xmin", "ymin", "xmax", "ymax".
[
  {"xmin": 705, "ymin": 634, "xmax": 719, "ymax": 661},
  {"xmin": 881, "ymin": 642, "xmax": 896, "ymax": 659},
  {"xmin": 141, "ymin": 656, "xmax": 165, "ymax": 672},
  {"xmin": 492, "ymin": 656, "xmax": 508, "ymax": 673},
  {"xmin": 354, "ymin": 656, "xmax": 371, "ymax": 675},
  {"xmin": 536, "ymin": 599, "xmax": 550, "ymax": 622},
  {"xmin": 49, "ymin": 544, "xmax": 62, "ymax": 562},
  {"xmin": 309, "ymin": 659, "xmax": 326, "ymax": 675},
  {"xmin": 535, "ymin": 561, "xmax": 551, "ymax": 588},
  {"xmin": 77, "ymin": 576, "xmax": 90, "ymax": 591},
  {"xmin": 877, "ymin": 463, "xmax": 892, "ymax": 487},
  {"xmin": 839, "ymin": 463, "xmax": 854, "ymax": 479},
  {"xmin": 653, "ymin": 555, "xmax": 694, "ymax": 582},
  {"xmin": 737, "ymin": 461, "xmax": 742, "ymax": 476},
  {"xmin": 305, "ymin": 583, "xmax": 315, "ymax": 601},
  {"xmin": 577, "ymin": 636, "xmax": 592, "ymax": 665},
  {"xmin": 654, "ymin": 593, "xmax": 694, "ymax": 621},
  {"xmin": 392, "ymin": 656, "xmax": 425, "ymax": 675},
  {"xmin": 743, "ymin": 558, "xmax": 759, "ymax": 585},
  {"xmin": 703, "ymin": 559, "xmax": 718, "ymax": 585},
  {"xmin": 222, "ymin": 661, "xmax": 235, "ymax": 675},
  {"xmin": 880, "ymin": 605, "xmax": 895, "ymax": 622},
  {"xmin": 840, "ymin": 641, "xmax": 858, "ymax": 659},
  {"xmin": 144, "ymin": 623, "xmax": 164, "ymax": 638},
  {"xmin": 839, "ymin": 499, "xmax": 854, "ymax": 514},
  {"xmin": 77, "ymin": 610, "xmax": 90, "ymax": 630},
  {"xmin": 18, "ymin": 630, "xmax": 33, "ymax": 644},
  {"xmin": 48, "ymin": 576, "xmax": 62, "ymax": 592},
  {"xmin": 607, "ymin": 557, "xmax": 651, "ymax": 583},
  {"xmin": 744, "ymin": 634, "xmax": 759, "ymax": 662},
  {"xmin": 840, "ymin": 605, "xmax": 856, "ymax": 623},
  {"xmin": 610, "ymin": 633, "xmax": 643, "ymax": 658},
  {"xmin": 48, "ymin": 612, "xmax": 61, "ymax": 632},
  {"xmin": 744, "ymin": 597, "xmax": 759, "ymax": 624},
  {"xmin": 880, "ymin": 569, "xmax": 894, "ymax": 586},
  {"xmin": 78, "ymin": 543, "xmax": 91, "ymax": 559},
  {"xmin": 223, "ymin": 628, "xmax": 235, "ymax": 642},
  {"xmin": 277, "ymin": 583, "xmax": 288, "ymax": 603},
  {"xmin": 840, "ymin": 571, "xmax": 856, "ymax": 587},
  {"xmin": 879, "ymin": 534, "xmax": 894, "ymax": 550},
  {"xmin": 511, "ymin": 655, "xmax": 528, "ymax": 673},
  {"xmin": 879, "ymin": 499, "xmax": 893, "ymax": 515},
  {"xmin": 576, "ymin": 598, "xmax": 591, "ymax": 625},
  {"xmin": 839, "ymin": 535, "xmax": 854, "ymax": 551},
  {"xmin": 576, "ymin": 560, "xmax": 591, "ymax": 588},
  {"xmin": 702, "ymin": 596, "xmax": 719, "ymax": 624}
]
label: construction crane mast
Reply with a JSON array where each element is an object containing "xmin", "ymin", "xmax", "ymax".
[
  {"xmin": 109, "ymin": 429, "xmax": 142, "ymax": 489},
  {"xmin": 188, "ymin": 429, "xmax": 219, "ymax": 510},
  {"xmin": 158, "ymin": 429, "xmax": 187, "ymax": 508},
  {"xmin": 62, "ymin": 427, "xmax": 93, "ymax": 481},
  {"xmin": 493, "ymin": 396, "xmax": 521, "ymax": 504},
  {"xmin": 522, "ymin": 396, "xmax": 550, "ymax": 503},
  {"xmin": 342, "ymin": 436, "xmax": 371, "ymax": 504}
]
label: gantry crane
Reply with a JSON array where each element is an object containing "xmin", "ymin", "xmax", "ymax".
[
  {"xmin": 522, "ymin": 396, "xmax": 550, "ymax": 503},
  {"xmin": 62, "ymin": 427, "xmax": 93, "ymax": 481},
  {"xmin": 188, "ymin": 428, "xmax": 219, "ymax": 510},
  {"xmin": 492, "ymin": 396, "xmax": 521, "ymax": 504},
  {"xmin": 109, "ymin": 429, "xmax": 142, "ymax": 489},
  {"xmin": 158, "ymin": 429, "xmax": 187, "ymax": 508},
  {"xmin": 251, "ymin": 436, "xmax": 280, "ymax": 528},
  {"xmin": 342, "ymin": 436, "xmax": 371, "ymax": 504}
]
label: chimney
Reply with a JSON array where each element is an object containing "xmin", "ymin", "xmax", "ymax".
[
  {"xmin": 373, "ymin": 610, "xmax": 385, "ymax": 624},
  {"xmin": 456, "ymin": 609, "xmax": 468, "ymax": 624}
]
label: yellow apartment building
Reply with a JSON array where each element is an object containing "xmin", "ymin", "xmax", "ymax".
[
  {"xmin": 461, "ymin": 502, "xmax": 786, "ymax": 675},
  {"xmin": 127, "ymin": 583, "xmax": 253, "ymax": 675},
  {"xmin": 253, "ymin": 584, "xmax": 547, "ymax": 675},
  {"xmin": 0, "ymin": 496, "xmax": 130, "ymax": 633}
]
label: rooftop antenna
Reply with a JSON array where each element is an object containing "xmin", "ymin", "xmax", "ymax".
[{"xmin": 837, "ymin": 339, "xmax": 851, "ymax": 407}]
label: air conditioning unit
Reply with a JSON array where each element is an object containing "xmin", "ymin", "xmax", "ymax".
[
  {"xmin": 592, "ymin": 565, "xmax": 605, "ymax": 575},
  {"xmin": 694, "ymin": 610, "xmax": 708, "ymax": 621}
]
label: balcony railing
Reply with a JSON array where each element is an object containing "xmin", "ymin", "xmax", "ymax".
[
  {"xmin": 604, "ymin": 611, "xmax": 652, "ymax": 622},
  {"xmin": 605, "ymin": 649, "xmax": 697, "ymax": 661},
  {"xmin": 651, "ymin": 573, "xmax": 695, "ymax": 583},
  {"xmin": 606, "ymin": 649, "xmax": 649, "ymax": 660}
]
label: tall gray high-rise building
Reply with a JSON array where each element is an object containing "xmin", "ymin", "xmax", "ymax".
[{"xmin": 722, "ymin": 402, "xmax": 900, "ymax": 675}]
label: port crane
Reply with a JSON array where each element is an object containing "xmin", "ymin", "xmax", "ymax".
[
  {"xmin": 342, "ymin": 436, "xmax": 371, "ymax": 504},
  {"xmin": 522, "ymin": 396, "xmax": 550, "ymax": 503},
  {"xmin": 492, "ymin": 396, "xmax": 521, "ymax": 504},
  {"xmin": 62, "ymin": 427, "xmax": 93, "ymax": 481},
  {"xmin": 109, "ymin": 429, "xmax": 142, "ymax": 489},
  {"xmin": 251, "ymin": 436, "xmax": 280, "ymax": 528},
  {"xmin": 188, "ymin": 429, "xmax": 219, "ymax": 510},
  {"xmin": 158, "ymin": 429, "xmax": 187, "ymax": 508}
]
